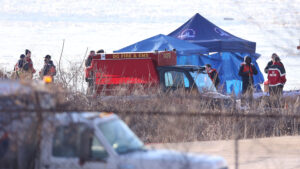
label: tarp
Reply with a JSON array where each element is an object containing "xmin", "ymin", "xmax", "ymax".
[
  {"xmin": 202, "ymin": 52, "xmax": 264, "ymax": 94},
  {"xmin": 168, "ymin": 13, "xmax": 256, "ymax": 53},
  {"xmin": 114, "ymin": 34, "xmax": 208, "ymax": 55},
  {"xmin": 169, "ymin": 13, "xmax": 264, "ymax": 95},
  {"xmin": 176, "ymin": 52, "xmax": 264, "ymax": 95}
]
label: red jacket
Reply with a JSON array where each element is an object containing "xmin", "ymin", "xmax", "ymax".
[
  {"xmin": 240, "ymin": 63, "xmax": 254, "ymax": 76},
  {"xmin": 207, "ymin": 68, "xmax": 220, "ymax": 87},
  {"xmin": 267, "ymin": 62, "xmax": 286, "ymax": 86},
  {"xmin": 238, "ymin": 62, "xmax": 258, "ymax": 84}
]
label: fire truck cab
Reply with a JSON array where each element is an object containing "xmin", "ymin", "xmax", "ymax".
[{"xmin": 85, "ymin": 51, "xmax": 217, "ymax": 95}]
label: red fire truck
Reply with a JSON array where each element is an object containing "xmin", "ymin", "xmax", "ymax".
[{"xmin": 85, "ymin": 50, "xmax": 222, "ymax": 97}]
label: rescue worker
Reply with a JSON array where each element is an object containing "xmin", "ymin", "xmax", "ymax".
[
  {"xmin": 11, "ymin": 54, "xmax": 26, "ymax": 79},
  {"xmin": 264, "ymin": 53, "xmax": 285, "ymax": 73},
  {"xmin": 267, "ymin": 56, "xmax": 286, "ymax": 107},
  {"xmin": 205, "ymin": 64, "xmax": 220, "ymax": 88},
  {"xmin": 238, "ymin": 56, "xmax": 258, "ymax": 107},
  {"xmin": 17, "ymin": 54, "xmax": 26, "ymax": 70},
  {"xmin": 19, "ymin": 49, "xmax": 36, "ymax": 80},
  {"xmin": 40, "ymin": 55, "xmax": 56, "ymax": 80},
  {"xmin": 85, "ymin": 50, "xmax": 95, "ymax": 67}
]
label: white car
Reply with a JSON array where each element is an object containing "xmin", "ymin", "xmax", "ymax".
[
  {"xmin": 43, "ymin": 112, "xmax": 228, "ymax": 169},
  {"xmin": 0, "ymin": 80, "xmax": 228, "ymax": 169},
  {"xmin": 1, "ymin": 112, "xmax": 228, "ymax": 169}
]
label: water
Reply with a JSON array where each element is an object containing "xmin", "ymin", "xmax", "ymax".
[{"xmin": 0, "ymin": 0, "xmax": 299, "ymax": 90}]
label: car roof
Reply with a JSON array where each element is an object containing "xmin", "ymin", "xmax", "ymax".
[
  {"xmin": 54, "ymin": 112, "xmax": 118, "ymax": 126},
  {"xmin": 0, "ymin": 80, "xmax": 33, "ymax": 96}
]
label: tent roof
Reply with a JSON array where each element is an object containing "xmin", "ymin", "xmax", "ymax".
[
  {"xmin": 114, "ymin": 34, "xmax": 208, "ymax": 55},
  {"xmin": 168, "ymin": 13, "xmax": 256, "ymax": 53}
]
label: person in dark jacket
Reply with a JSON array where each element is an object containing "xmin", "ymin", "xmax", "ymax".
[
  {"xmin": 205, "ymin": 64, "xmax": 220, "ymax": 88},
  {"xmin": 13, "ymin": 54, "xmax": 26, "ymax": 71},
  {"xmin": 12, "ymin": 54, "xmax": 26, "ymax": 79},
  {"xmin": 238, "ymin": 56, "xmax": 258, "ymax": 106},
  {"xmin": 18, "ymin": 54, "xmax": 26, "ymax": 69},
  {"xmin": 267, "ymin": 56, "xmax": 286, "ymax": 107},
  {"xmin": 264, "ymin": 53, "xmax": 285, "ymax": 73},
  {"xmin": 85, "ymin": 50, "xmax": 95, "ymax": 67},
  {"xmin": 40, "ymin": 55, "xmax": 56, "ymax": 80}
]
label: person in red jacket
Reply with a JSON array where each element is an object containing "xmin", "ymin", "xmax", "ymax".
[
  {"xmin": 264, "ymin": 53, "xmax": 285, "ymax": 74},
  {"xmin": 24, "ymin": 49, "xmax": 35, "ymax": 72},
  {"xmin": 205, "ymin": 64, "xmax": 220, "ymax": 88},
  {"xmin": 238, "ymin": 56, "xmax": 258, "ymax": 107},
  {"xmin": 267, "ymin": 56, "xmax": 286, "ymax": 99}
]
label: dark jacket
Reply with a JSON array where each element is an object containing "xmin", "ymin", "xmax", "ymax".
[
  {"xmin": 18, "ymin": 59, "xmax": 25, "ymax": 69},
  {"xmin": 43, "ymin": 61, "xmax": 56, "ymax": 76},
  {"xmin": 264, "ymin": 61, "xmax": 285, "ymax": 73},
  {"xmin": 85, "ymin": 55, "xmax": 93, "ymax": 67},
  {"xmin": 238, "ymin": 62, "xmax": 258, "ymax": 84},
  {"xmin": 207, "ymin": 68, "xmax": 220, "ymax": 87}
]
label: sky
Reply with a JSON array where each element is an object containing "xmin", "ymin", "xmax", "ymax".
[{"xmin": 0, "ymin": 0, "xmax": 299, "ymax": 89}]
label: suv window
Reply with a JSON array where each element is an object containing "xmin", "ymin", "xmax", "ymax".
[
  {"xmin": 52, "ymin": 125, "xmax": 83, "ymax": 157},
  {"xmin": 52, "ymin": 124, "xmax": 109, "ymax": 160},
  {"xmin": 164, "ymin": 71, "xmax": 190, "ymax": 88},
  {"xmin": 189, "ymin": 72, "xmax": 217, "ymax": 92},
  {"xmin": 90, "ymin": 136, "xmax": 108, "ymax": 160}
]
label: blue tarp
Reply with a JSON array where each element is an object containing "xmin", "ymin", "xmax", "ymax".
[
  {"xmin": 169, "ymin": 13, "xmax": 264, "ymax": 95},
  {"xmin": 114, "ymin": 34, "xmax": 208, "ymax": 55},
  {"xmin": 168, "ymin": 13, "xmax": 256, "ymax": 53},
  {"xmin": 176, "ymin": 52, "xmax": 264, "ymax": 95}
]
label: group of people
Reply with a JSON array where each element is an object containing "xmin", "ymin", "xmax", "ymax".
[
  {"xmin": 205, "ymin": 53, "xmax": 286, "ymax": 107},
  {"xmin": 12, "ymin": 49, "xmax": 56, "ymax": 81},
  {"xmin": 239, "ymin": 53, "xmax": 286, "ymax": 106},
  {"xmin": 11, "ymin": 48, "xmax": 285, "ymax": 105}
]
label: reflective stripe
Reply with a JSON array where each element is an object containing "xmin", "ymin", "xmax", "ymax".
[
  {"xmin": 269, "ymin": 83, "xmax": 284, "ymax": 87},
  {"xmin": 268, "ymin": 68, "xmax": 285, "ymax": 77}
]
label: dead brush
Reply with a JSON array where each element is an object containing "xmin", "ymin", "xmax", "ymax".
[
  {"xmin": 0, "ymin": 68, "xmax": 8, "ymax": 79},
  {"xmin": 3, "ymin": 61, "xmax": 300, "ymax": 144},
  {"xmin": 51, "ymin": 66, "xmax": 300, "ymax": 143}
]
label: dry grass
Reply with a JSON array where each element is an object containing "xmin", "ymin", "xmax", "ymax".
[
  {"xmin": 1, "ymin": 64, "xmax": 300, "ymax": 144},
  {"xmin": 0, "ymin": 68, "xmax": 8, "ymax": 79},
  {"xmin": 1, "ymin": 66, "xmax": 300, "ymax": 169}
]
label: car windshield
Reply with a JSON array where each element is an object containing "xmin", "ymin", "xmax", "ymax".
[
  {"xmin": 189, "ymin": 71, "xmax": 217, "ymax": 92},
  {"xmin": 97, "ymin": 119, "xmax": 144, "ymax": 155}
]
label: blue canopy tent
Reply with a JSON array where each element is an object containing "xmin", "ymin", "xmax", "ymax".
[
  {"xmin": 168, "ymin": 13, "xmax": 264, "ymax": 95},
  {"xmin": 114, "ymin": 34, "xmax": 208, "ymax": 66}
]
